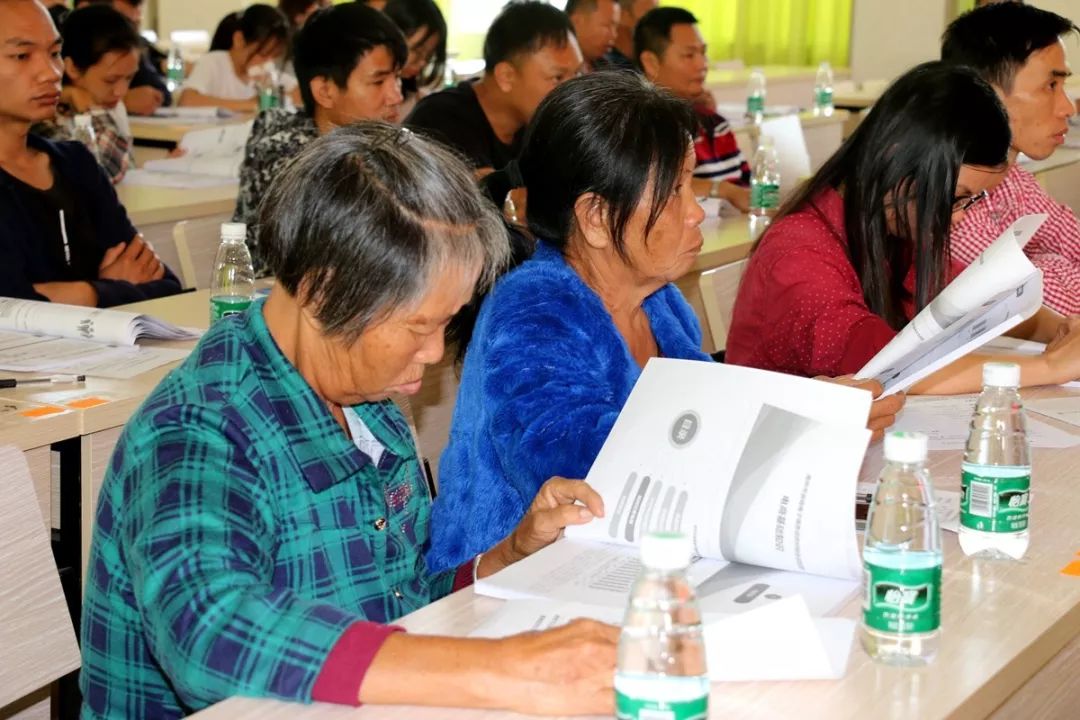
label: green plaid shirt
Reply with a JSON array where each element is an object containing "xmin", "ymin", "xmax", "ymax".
[{"xmin": 80, "ymin": 300, "xmax": 456, "ymax": 719}]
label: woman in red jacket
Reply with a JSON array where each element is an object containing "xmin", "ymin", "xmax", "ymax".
[{"xmin": 727, "ymin": 61, "xmax": 1080, "ymax": 394}]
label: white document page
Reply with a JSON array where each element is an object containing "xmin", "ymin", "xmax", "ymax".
[
  {"xmin": 150, "ymin": 106, "xmax": 232, "ymax": 120},
  {"xmin": 1025, "ymin": 397, "xmax": 1080, "ymax": 428},
  {"xmin": 858, "ymin": 215, "xmax": 1047, "ymax": 393},
  {"xmin": 892, "ymin": 395, "xmax": 1080, "ymax": 450},
  {"xmin": 759, "ymin": 114, "xmax": 812, "ymax": 196},
  {"xmin": 0, "ymin": 298, "xmax": 199, "ymax": 346},
  {"xmin": 568, "ymin": 358, "xmax": 872, "ymax": 580},
  {"xmin": 122, "ymin": 169, "xmax": 237, "ymax": 189}
]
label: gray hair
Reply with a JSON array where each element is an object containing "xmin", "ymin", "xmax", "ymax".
[{"xmin": 258, "ymin": 122, "xmax": 509, "ymax": 342}]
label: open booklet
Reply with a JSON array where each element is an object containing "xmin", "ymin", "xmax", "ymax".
[
  {"xmin": 141, "ymin": 120, "xmax": 254, "ymax": 178},
  {"xmin": 476, "ymin": 359, "xmax": 874, "ymax": 610},
  {"xmin": 0, "ymin": 297, "xmax": 199, "ymax": 346},
  {"xmin": 856, "ymin": 214, "xmax": 1047, "ymax": 394}
]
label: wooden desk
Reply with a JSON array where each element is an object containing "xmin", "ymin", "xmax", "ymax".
[
  {"xmin": 129, "ymin": 115, "xmax": 252, "ymax": 146},
  {"xmin": 832, "ymin": 78, "xmax": 889, "ymax": 110},
  {"xmin": 707, "ymin": 65, "xmax": 851, "ymax": 107},
  {"xmin": 186, "ymin": 386, "xmax": 1080, "ymax": 720},
  {"xmin": 115, "ymin": 180, "xmax": 239, "ymax": 258}
]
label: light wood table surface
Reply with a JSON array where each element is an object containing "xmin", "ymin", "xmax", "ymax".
[
  {"xmin": 707, "ymin": 65, "xmax": 851, "ymax": 107},
  {"xmin": 187, "ymin": 384, "xmax": 1080, "ymax": 720},
  {"xmin": 115, "ymin": 180, "xmax": 239, "ymax": 228},
  {"xmin": 129, "ymin": 115, "xmax": 253, "ymax": 145}
]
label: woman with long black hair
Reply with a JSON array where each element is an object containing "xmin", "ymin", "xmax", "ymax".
[{"xmin": 726, "ymin": 61, "xmax": 1080, "ymax": 394}]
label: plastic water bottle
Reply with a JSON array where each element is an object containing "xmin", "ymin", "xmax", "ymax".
[
  {"xmin": 960, "ymin": 362, "xmax": 1031, "ymax": 560},
  {"xmin": 615, "ymin": 532, "xmax": 708, "ymax": 720},
  {"xmin": 748, "ymin": 136, "xmax": 780, "ymax": 240},
  {"xmin": 253, "ymin": 63, "xmax": 280, "ymax": 111},
  {"xmin": 861, "ymin": 431, "xmax": 942, "ymax": 666},
  {"xmin": 813, "ymin": 61, "xmax": 834, "ymax": 116},
  {"xmin": 72, "ymin": 114, "xmax": 99, "ymax": 162},
  {"xmin": 209, "ymin": 223, "xmax": 256, "ymax": 324},
  {"xmin": 165, "ymin": 46, "xmax": 185, "ymax": 96},
  {"xmin": 746, "ymin": 68, "xmax": 766, "ymax": 125}
]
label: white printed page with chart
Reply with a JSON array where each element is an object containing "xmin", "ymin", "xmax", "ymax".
[
  {"xmin": 857, "ymin": 214, "xmax": 1047, "ymax": 394},
  {"xmin": 476, "ymin": 359, "xmax": 874, "ymax": 608}
]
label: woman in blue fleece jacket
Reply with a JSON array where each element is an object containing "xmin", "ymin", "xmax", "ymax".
[{"xmin": 428, "ymin": 72, "xmax": 904, "ymax": 574}]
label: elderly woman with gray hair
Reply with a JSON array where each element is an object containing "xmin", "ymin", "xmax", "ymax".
[{"xmin": 78, "ymin": 124, "xmax": 616, "ymax": 719}]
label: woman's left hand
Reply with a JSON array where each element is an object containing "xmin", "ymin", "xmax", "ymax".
[{"xmin": 476, "ymin": 478, "xmax": 605, "ymax": 578}]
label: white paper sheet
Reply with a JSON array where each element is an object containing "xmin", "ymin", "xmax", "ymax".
[
  {"xmin": 123, "ymin": 169, "xmax": 238, "ymax": 189},
  {"xmin": 149, "ymin": 106, "xmax": 233, "ymax": 120},
  {"xmin": 758, "ymin": 114, "xmax": 812, "ymax": 195},
  {"xmin": 0, "ymin": 331, "xmax": 188, "ymax": 378},
  {"xmin": 1025, "ymin": 396, "xmax": 1080, "ymax": 428},
  {"xmin": 470, "ymin": 595, "xmax": 854, "ymax": 682},
  {"xmin": 857, "ymin": 215, "xmax": 1047, "ymax": 393},
  {"xmin": 0, "ymin": 297, "xmax": 199, "ymax": 346},
  {"xmin": 892, "ymin": 396, "xmax": 1080, "ymax": 450}
]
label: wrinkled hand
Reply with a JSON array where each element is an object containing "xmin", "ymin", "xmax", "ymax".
[
  {"xmin": 124, "ymin": 86, "xmax": 164, "ymax": 116},
  {"xmin": 1043, "ymin": 315, "xmax": 1080, "ymax": 384},
  {"xmin": 478, "ymin": 478, "xmax": 605, "ymax": 578},
  {"xmin": 818, "ymin": 375, "xmax": 906, "ymax": 442},
  {"xmin": 98, "ymin": 236, "xmax": 165, "ymax": 284},
  {"xmin": 496, "ymin": 618, "xmax": 618, "ymax": 716}
]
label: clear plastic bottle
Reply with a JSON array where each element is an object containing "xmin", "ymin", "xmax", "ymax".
[
  {"xmin": 748, "ymin": 136, "xmax": 780, "ymax": 240},
  {"xmin": 615, "ymin": 532, "xmax": 708, "ymax": 720},
  {"xmin": 72, "ymin": 114, "xmax": 99, "ymax": 162},
  {"xmin": 813, "ymin": 61, "xmax": 834, "ymax": 116},
  {"xmin": 165, "ymin": 46, "xmax": 185, "ymax": 96},
  {"xmin": 861, "ymin": 431, "xmax": 942, "ymax": 666},
  {"xmin": 209, "ymin": 223, "xmax": 256, "ymax": 324},
  {"xmin": 960, "ymin": 362, "xmax": 1031, "ymax": 560},
  {"xmin": 746, "ymin": 67, "xmax": 766, "ymax": 125},
  {"xmin": 253, "ymin": 63, "xmax": 280, "ymax": 112}
]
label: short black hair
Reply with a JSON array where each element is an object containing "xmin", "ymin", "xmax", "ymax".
[
  {"xmin": 384, "ymin": 0, "xmax": 447, "ymax": 89},
  {"xmin": 294, "ymin": 3, "xmax": 406, "ymax": 116},
  {"xmin": 483, "ymin": 0, "xmax": 574, "ymax": 72},
  {"xmin": 258, "ymin": 123, "xmax": 508, "ymax": 342},
  {"xmin": 61, "ymin": 4, "xmax": 140, "ymax": 72},
  {"xmin": 209, "ymin": 3, "xmax": 289, "ymax": 54},
  {"xmin": 942, "ymin": 3, "xmax": 1077, "ymax": 92},
  {"xmin": 278, "ymin": 0, "xmax": 320, "ymax": 30},
  {"xmin": 633, "ymin": 7, "xmax": 698, "ymax": 68}
]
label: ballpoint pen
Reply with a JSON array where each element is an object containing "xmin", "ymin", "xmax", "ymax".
[{"xmin": 0, "ymin": 374, "xmax": 86, "ymax": 389}]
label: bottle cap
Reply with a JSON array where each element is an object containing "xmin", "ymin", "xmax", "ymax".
[
  {"xmin": 220, "ymin": 222, "xmax": 247, "ymax": 242},
  {"xmin": 983, "ymin": 361, "xmax": 1021, "ymax": 388},
  {"xmin": 884, "ymin": 431, "xmax": 928, "ymax": 464},
  {"xmin": 640, "ymin": 532, "xmax": 693, "ymax": 571},
  {"xmin": 74, "ymin": 113, "xmax": 93, "ymax": 128}
]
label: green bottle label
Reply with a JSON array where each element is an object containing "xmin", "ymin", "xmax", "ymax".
[
  {"xmin": 615, "ymin": 692, "xmax": 708, "ymax": 720},
  {"xmin": 210, "ymin": 296, "xmax": 252, "ymax": 322},
  {"xmin": 258, "ymin": 88, "xmax": 279, "ymax": 111},
  {"xmin": 747, "ymin": 95, "xmax": 765, "ymax": 114},
  {"xmin": 750, "ymin": 182, "xmax": 780, "ymax": 210},
  {"xmin": 960, "ymin": 464, "xmax": 1030, "ymax": 533},
  {"xmin": 815, "ymin": 88, "xmax": 833, "ymax": 107},
  {"xmin": 862, "ymin": 561, "xmax": 941, "ymax": 635}
]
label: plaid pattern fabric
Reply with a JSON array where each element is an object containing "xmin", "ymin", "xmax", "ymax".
[
  {"xmin": 232, "ymin": 108, "xmax": 319, "ymax": 276},
  {"xmin": 692, "ymin": 105, "xmax": 750, "ymax": 185},
  {"xmin": 951, "ymin": 162, "xmax": 1080, "ymax": 315},
  {"xmin": 80, "ymin": 300, "xmax": 454, "ymax": 719},
  {"xmin": 35, "ymin": 107, "xmax": 133, "ymax": 185}
]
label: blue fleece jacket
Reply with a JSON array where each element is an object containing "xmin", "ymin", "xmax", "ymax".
[{"xmin": 427, "ymin": 241, "xmax": 711, "ymax": 573}]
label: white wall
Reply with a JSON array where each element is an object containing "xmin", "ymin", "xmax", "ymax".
[{"xmin": 151, "ymin": 0, "xmax": 247, "ymax": 43}]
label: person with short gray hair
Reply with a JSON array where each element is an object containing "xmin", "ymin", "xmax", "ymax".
[{"xmin": 79, "ymin": 122, "xmax": 618, "ymax": 719}]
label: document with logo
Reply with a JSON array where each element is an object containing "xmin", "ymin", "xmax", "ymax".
[
  {"xmin": 857, "ymin": 214, "xmax": 1047, "ymax": 394},
  {"xmin": 476, "ymin": 359, "xmax": 873, "ymax": 607}
]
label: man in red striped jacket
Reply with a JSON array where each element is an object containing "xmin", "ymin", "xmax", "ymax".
[{"xmin": 943, "ymin": 2, "xmax": 1080, "ymax": 315}]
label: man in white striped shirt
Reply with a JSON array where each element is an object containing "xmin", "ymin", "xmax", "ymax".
[{"xmin": 943, "ymin": 2, "xmax": 1080, "ymax": 315}]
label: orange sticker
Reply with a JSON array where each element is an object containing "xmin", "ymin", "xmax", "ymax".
[
  {"xmin": 66, "ymin": 397, "xmax": 111, "ymax": 410},
  {"xmin": 1062, "ymin": 561, "xmax": 1080, "ymax": 577},
  {"xmin": 20, "ymin": 405, "xmax": 66, "ymax": 418}
]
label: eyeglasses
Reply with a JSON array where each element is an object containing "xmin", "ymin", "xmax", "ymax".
[{"xmin": 953, "ymin": 189, "xmax": 989, "ymax": 213}]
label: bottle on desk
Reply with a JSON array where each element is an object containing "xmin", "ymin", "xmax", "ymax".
[
  {"xmin": 960, "ymin": 362, "xmax": 1031, "ymax": 560},
  {"xmin": 165, "ymin": 46, "xmax": 185, "ymax": 96},
  {"xmin": 209, "ymin": 223, "xmax": 256, "ymax": 324},
  {"xmin": 615, "ymin": 532, "xmax": 708, "ymax": 720},
  {"xmin": 72, "ymin": 114, "xmax": 99, "ymax": 162},
  {"xmin": 813, "ymin": 61, "xmax": 834, "ymax": 116},
  {"xmin": 746, "ymin": 67, "xmax": 766, "ymax": 125},
  {"xmin": 748, "ymin": 135, "xmax": 780, "ymax": 241},
  {"xmin": 253, "ymin": 63, "xmax": 281, "ymax": 112},
  {"xmin": 861, "ymin": 431, "xmax": 942, "ymax": 666}
]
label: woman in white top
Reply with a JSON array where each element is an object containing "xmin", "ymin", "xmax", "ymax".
[{"xmin": 179, "ymin": 4, "xmax": 296, "ymax": 113}]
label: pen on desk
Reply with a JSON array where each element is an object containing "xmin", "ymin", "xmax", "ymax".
[{"xmin": 0, "ymin": 374, "xmax": 86, "ymax": 389}]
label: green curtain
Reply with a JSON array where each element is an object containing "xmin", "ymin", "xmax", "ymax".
[{"xmin": 432, "ymin": 0, "xmax": 853, "ymax": 69}]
